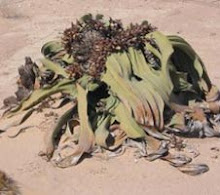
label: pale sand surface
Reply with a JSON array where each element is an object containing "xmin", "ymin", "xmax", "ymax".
[{"xmin": 0, "ymin": 0, "xmax": 220, "ymax": 194}]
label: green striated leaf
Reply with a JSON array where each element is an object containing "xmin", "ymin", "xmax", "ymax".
[
  {"xmin": 169, "ymin": 69, "xmax": 194, "ymax": 93},
  {"xmin": 61, "ymin": 54, "xmax": 74, "ymax": 64},
  {"xmin": 4, "ymin": 79, "xmax": 76, "ymax": 118},
  {"xmin": 168, "ymin": 35, "xmax": 212, "ymax": 93},
  {"xmin": 102, "ymin": 69, "xmax": 148, "ymax": 125},
  {"xmin": 39, "ymin": 105, "xmax": 77, "ymax": 161},
  {"xmin": 106, "ymin": 51, "xmax": 133, "ymax": 79},
  {"xmin": 76, "ymin": 83, "xmax": 95, "ymax": 150},
  {"xmin": 133, "ymin": 80, "xmax": 165, "ymax": 130},
  {"xmin": 130, "ymin": 31, "xmax": 174, "ymax": 104},
  {"xmin": 51, "ymin": 106, "xmax": 77, "ymax": 149},
  {"xmin": 104, "ymin": 93, "xmax": 120, "ymax": 113},
  {"xmin": 41, "ymin": 41, "xmax": 64, "ymax": 58},
  {"xmin": 114, "ymin": 102, "xmax": 146, "ymax": 138},
  {"xmin": 41, "ymin": 41, "xmax": 74, "ymax": 65},
  {"xmin": 102, "ymin": 43, "xmax": 167, "ymax": 129},
  {"xmin": 55, "ymin": 84, "xmax": 95, "ymax": 167},
  {"xmin": 95, "ymin": 115, "xmax": 111, "ymax": 148},
  {"xmin": 166, "ymin": 112, "xmax": 185, "ymax": 130},
  {"xmin": 77, "ymin": 74, "xmax": 100, "ymax": 91},
  {"xmin": 40, "ymin": 58, "xmax": 69, "ymax": 78}
]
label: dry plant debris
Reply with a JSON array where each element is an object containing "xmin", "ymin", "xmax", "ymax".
[{"xmin": 0, "ymin": 170, "xmax": 20, "ymax": 195}]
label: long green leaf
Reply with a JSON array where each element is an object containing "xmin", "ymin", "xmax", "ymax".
[
  {"xmin": 55, "ymin": 84, "xmax": 95, "ymax": 167},
  {"xmin": 114, "ymin": 102, "xmax": 146, "ymax": 138},
  {"xmin": 40, "ymin": 58, "xmax": 69, "ymax": 78},
  {"xmin": 95, "ymin": 115, "xmax": 111, "ymax": 148},
  {"xmin": 41, "ymin": 41, "xmax": 64, "ymax": 57},
  {"xmin": 168, "ymin": 35, "xmax": 212, "ymax": 93},
  {"xmin": 4, "ymin": 79, "xmax": 76, "ymax": 118}
]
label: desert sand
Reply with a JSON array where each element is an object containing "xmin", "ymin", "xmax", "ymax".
[{"xmin": 0, "ymin": 0, "xmax": 220, "ymax": 194}]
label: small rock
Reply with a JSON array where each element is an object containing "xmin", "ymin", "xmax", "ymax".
[
  {"xmin": 211, "ymin": 155, "xmax": 218, "ymax": 159},
  {"xmin": 210, "ymin": 32, "xmax": 216, "ymax": 36},
  {"xmin": 210, "ymin": 147, "xmax": 220, "ymax": 152}
]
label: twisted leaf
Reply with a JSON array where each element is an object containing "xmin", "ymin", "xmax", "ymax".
[
  {"xmin": 3, "ymin": 79, "xmax": 76, "ymax": 118},
  {"xmin": 55, "ymin": 84, "xmax": 95, "ymax": 167}
]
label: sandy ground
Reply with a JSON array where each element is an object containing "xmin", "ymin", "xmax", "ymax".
[{"xmin": 0, "ymin": 0, "xmax": 220, "ymax": 194}]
